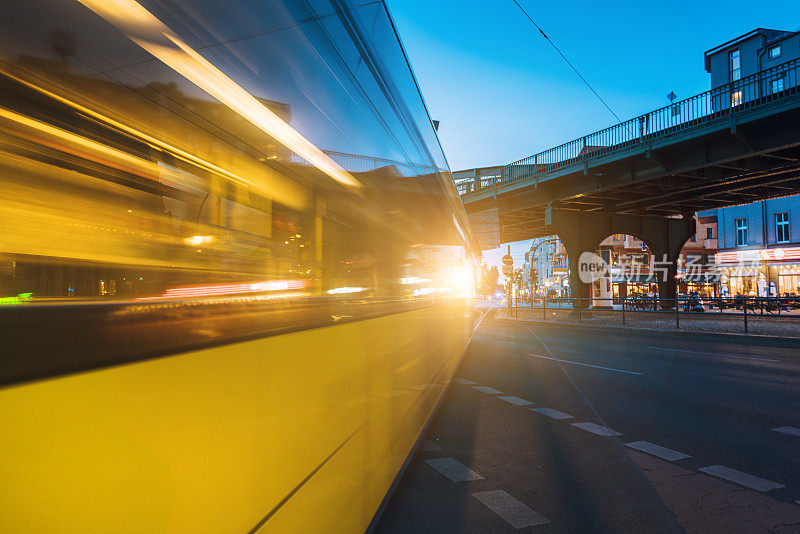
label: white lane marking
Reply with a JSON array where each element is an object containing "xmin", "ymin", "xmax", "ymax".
[
  {"xmin": 571, "ymin": 422, "xmax": 622, "ymax": 436},
  {"xmin": 472, "ymin": 490, "xmax": 550, "ymax": 528},
  {"xmin": 643, "ymin": 346, "xmax": 778, "ymax": 362},
  {"xmin": 472, "ymin": 386, "xmax": 503, "ymax": 394},
  {"xmin": 498, "ymin": 396, "xmax": 534, "ymax": 406},
  {"xmin": 529, "ymin": 354, "xmax": 641, "ymax": 375},
  {"xmin": 625, "ymin": 441, "xmax": 691, "ymax": 461},
  {"xmin": 454, "ymin": 378, "xmax": 476, "ymax": 385},
  {"xmin": 698, "ymin": 465, "xmax": 785, "ymax": 491},
  {"xmin": 418, "ymin": 440, "xmax": 443, "ymax": 452},
  {"xmin": 772, "ymin": 426, "xmax": 800, "ymax": 437},
  {"xmin": 425, "ymin": 457, "xmax": 484, "ymax": 482},
  {"xmin": 531, "ymin": 407, "xmax": 574, "ymax": 420}
]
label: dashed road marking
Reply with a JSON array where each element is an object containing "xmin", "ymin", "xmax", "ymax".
[
  {"xmin": 499, "ymin": 396, "xmax": 534, "ymax": 406},
  {"xmin": 425, "ymin": 457, "xmax": 484, "ymax": 482},
  {"xmin": 531, "ymin": 407, "xmax": 574, "ymax": 420},
  {"xmin": 529, "ymin": 354, "xmax": 641, "ymax": 375},
  {"xmin": 418, "ymin": 440, "xmax": 443, "ymax": 452},
  {"xmin": 472, "ymin": 490, "xmax": 550, "ymax": 528},
  {"xmin": 625, "ymin": 441, "xmax": 691, "ymax": 461},
  {"xmin": 454, "ymin": 378, "xmax": 476, "ymax": 385},
  {"xmin": 772, "ymin": 426, "xmax": 800, "ymax": 437},
  {"xmin": 472, "ymin": 386, "xmax": 503, "ymax": 394},
  {"xmin": 643, "ymin": 346, "xmax": 778, "ymax": 362},
  {"xmin": 698, "ymin": 465, "xmax": 785, "ymax": 491},
  {"xmin": 571, "ymin": 422, "xmax": 622, "ymax": 436}
]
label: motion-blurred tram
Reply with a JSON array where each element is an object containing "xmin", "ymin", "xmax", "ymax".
[{"xmin": 0, "ymin": 0, "xmax": 476, "ymax": 531}]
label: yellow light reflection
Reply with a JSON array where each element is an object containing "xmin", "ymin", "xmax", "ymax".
[{"xmin": 76, "ymin": 0, "xmax": 362, "ymax": 191}]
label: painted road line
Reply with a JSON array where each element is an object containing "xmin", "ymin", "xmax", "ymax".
[
  {"xmin": 698, "ymin": 465, "xmax": 785, "ymax": 491},
  {"xmin": 498, "ymin": 396, "xmax": 534, "ymax": 406},
  {"xmin": 772, "ymin": 426, "xmax": 800, "ymax": 437},
  {"xmin": 571, "ymin": 422, "xmax": 622, "ymax": 436},
  {"xmin": 472, "ymin": 386, "xmax": 503, "ymax": 394},
  {"xmin": 472, "ymin": 490, "xmax": 550, "ymax": 528},
  {"xmin": 625, "ymin": 441, "xmax": 691, "ymax": 461},
  {"xmin": 643, "ymin": 346, "xmax": 778, "ymax": 362},
  {"xmin": 531, "ymin": 407, "xmax": 574, "ymax": 420},
  {"xmin": 425, "ymin": 458, "xmax": 484, "ymax": 482},
  {"xmin": 454, "ymin": 378, "xmax": 476, "ymax": 385},
  {"xmin": 418, "ymin": 440, "xmax": 443, "ymax": 452},
  {"xmin": 529, "ymin": 354, "xmax": 641, "ymax": 375}
]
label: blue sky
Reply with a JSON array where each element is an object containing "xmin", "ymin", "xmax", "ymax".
[{"xmin": 386, "ymin": 0, "xmax": 799, "ymax": 269}]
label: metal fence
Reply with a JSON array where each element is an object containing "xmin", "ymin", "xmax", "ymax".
[
  {"xmin": 499, "ymin": 296, "xmax": 800, "ymax": 335},
  {"xmin": 292, "ymin": 150, "xmax": 439, "ymax": 177},
  {"xmin": 458, "ymin": 57, "xmax": 800, "ymax": 196}
]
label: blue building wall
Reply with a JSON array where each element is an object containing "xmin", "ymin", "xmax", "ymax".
[{"xmin": 700, "ymin": 196, "xmax": 800, "ymax": 249}]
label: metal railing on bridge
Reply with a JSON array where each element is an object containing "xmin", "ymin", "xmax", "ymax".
[
  {"xmin": 292, "ymin": 150, "xmax": 439, "ymax": 177},
  {"xmin": 458, "ymin": 57, "xmax": 800, "ymax": 196}
]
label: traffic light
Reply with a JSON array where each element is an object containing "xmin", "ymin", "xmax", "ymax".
[{"xmin": 532, "ymin": 269, "xmax": 538, "ymax": 290}]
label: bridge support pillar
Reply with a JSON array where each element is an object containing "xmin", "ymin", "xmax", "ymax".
[{"xmin": 545, "ymin": 209, "xmax": 695, "ymax": 309}]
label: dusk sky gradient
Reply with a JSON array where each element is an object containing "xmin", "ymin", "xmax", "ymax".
[{"xmin": 387, "ymin": 0, "xmax": 799, "ymax": 269}]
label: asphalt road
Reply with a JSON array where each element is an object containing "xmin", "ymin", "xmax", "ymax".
[{"xmin": 375, "ymin": 318, "xmax": 800, "ymax": 533}]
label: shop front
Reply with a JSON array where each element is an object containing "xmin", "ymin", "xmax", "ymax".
[
  {"xmin": 611, "ymin": 274, "xmax": 657, "ymax": 304},
  {"xmin": 776, "ymin": 264, "xmax": 800, "ymax": 295},
  {"xmin": 678, "ymin": 273, "xmax": 719, "ymax": 298},
  {"xmin": 716, "ymin": 246, "xmax": 800, "ymax": 297}
]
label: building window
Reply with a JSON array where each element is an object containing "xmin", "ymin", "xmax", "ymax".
[
  {"xmin": 735, "ymin": 218, "xmax": 748, "ymax": 246},
  {"xmin": 690, "ymin": 233, "xmax": 696, "ymax": 242},
  {"xmin": 731, "ymin": 90, "xmax": 743, "ymax": 107},
  {"xmin": 729, "ymin": 49, "xmax": 741, "ymax": 82},
  {"xmin": 706, "ymin": 227, "xmax": 713, "ymax": 239},
  {"xmin": 769, "ymin": 45, "xmax": 781, "ymax": 59},
  {"xmin": 776, "ymin": 212, "xmax": 789, "ymax": 244},
  {"xmin": 771, "ymin": 76, "xmax": 785, "ymax": 94}
]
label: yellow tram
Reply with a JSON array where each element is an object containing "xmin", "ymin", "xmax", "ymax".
[{"xmin": 0, "ymin": 0, "xmax": 476, "ymax": 531}]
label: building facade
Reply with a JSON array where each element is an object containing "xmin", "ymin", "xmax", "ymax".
[
  {"xmin": 522, "ymin": 237, "xmax": 568, "ymax": 298},
  {"xmin": 704, "ymin": 28, "xmax": 799, "ymax": 110},
  {"xmin": 700, "ymin": 199, "xmax": 800, "ymax": 296}
]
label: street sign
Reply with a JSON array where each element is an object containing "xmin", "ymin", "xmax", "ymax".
[
  {"xmin": 502, "ymin": 264, "xmax": 512, "ymax": 275},
  {"xmin": 502, "ymin": 254, "xmax": 513, "ymax": 266}
]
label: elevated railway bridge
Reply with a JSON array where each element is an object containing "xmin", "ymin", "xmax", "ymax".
[{"xmin": 458, "ymin": 57, "xmax": 800, "ymax": 302}]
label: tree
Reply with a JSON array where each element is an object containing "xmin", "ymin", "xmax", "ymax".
[{"xmin": 479, "ymin": 263, "xmax": 499, "ymax": 296}]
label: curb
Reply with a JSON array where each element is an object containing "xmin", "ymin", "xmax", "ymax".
[{"xmin": 491, "ymin": 315, "xmax": 800, "ymax": 344}]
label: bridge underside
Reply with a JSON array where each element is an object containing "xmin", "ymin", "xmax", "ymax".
[{"xmin": 465, "ymin": 94, "xmax": 800, "ymax": 247}]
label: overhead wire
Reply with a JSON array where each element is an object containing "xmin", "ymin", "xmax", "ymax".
[{"xmin": 511, "ymin": 0, "xmax": 623, "ymax": 124}]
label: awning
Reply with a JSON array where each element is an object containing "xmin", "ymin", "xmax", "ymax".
[{"xmin": 611, "ymin": 274, "xmax": 655, "ymax": 283}]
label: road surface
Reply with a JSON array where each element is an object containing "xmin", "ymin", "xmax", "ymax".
[{"xmin": 376, "ymin": 319, "xmax": 800, "ymax": 533}]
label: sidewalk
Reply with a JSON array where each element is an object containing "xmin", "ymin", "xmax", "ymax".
[{"xmin": 495, "ymin": 307, "xmax": 800, "ymax": 339}]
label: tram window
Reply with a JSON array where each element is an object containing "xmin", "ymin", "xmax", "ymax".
[{"xmin": 0, "ymin": 0, "xmax": 469, "ymax": 307}]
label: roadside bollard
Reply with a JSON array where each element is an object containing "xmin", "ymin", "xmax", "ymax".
[{"xmin": 743, "ymin": 299, "xmax": 748, "ymax": 333}]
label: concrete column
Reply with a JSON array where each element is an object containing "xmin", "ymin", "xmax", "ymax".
[
  {"xmin": 652, "ymin": 248, "xmax": 679, "ymax": 309},
  {"xmin": 545, "ymin": 208, "xmax": 695, "ymax": 311}
]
